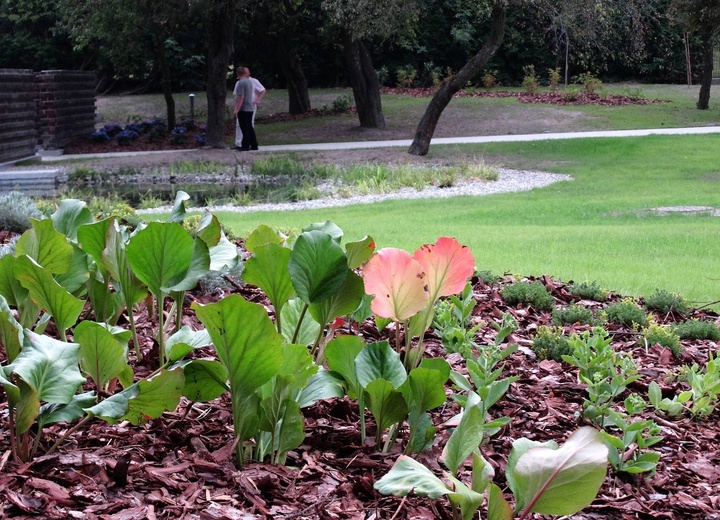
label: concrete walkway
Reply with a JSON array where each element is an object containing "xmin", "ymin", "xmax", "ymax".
[{"xmin": 36, "ymin": 124, "xmax": 720, "ymax": 161}]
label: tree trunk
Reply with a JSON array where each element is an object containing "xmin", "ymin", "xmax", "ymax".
[
  {"xmin": 408, "ymin": 2, "xmax": 506, "ymax": 156},
  {"xmin": 697, "ymin": 29, "xmax": 714, "ymax": 110},
  {"xmin": 154, "ymin": 31, "xmax": 176, "ymax": 129},
  {"xmin": 343, "ymin": 32, "xmax": 385, "ymax": 128},
  {"xmin": 205, "ymin": 1, "xmax": 235, "ymax": 148},
  {"xmin": 275, "ymin": 34, "xmax": 312, "ymax": 114}
]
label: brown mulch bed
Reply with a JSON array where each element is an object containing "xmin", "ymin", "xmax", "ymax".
[{"xmin": 1, "ymin": 266, "xmax": 719, "ymax": 519}]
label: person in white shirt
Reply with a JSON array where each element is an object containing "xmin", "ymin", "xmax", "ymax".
[{"xmin": 233, "ymin": 66, "xmax": 266, "ymax": 149}]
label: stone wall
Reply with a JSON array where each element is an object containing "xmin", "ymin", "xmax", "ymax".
[
  {"xmin": 0, "ymin": 69, "xmax": 96, "ymax": 164},
  {"xmin": 0, "ymin": 69, "xmax": 37, "ymax": 164}
]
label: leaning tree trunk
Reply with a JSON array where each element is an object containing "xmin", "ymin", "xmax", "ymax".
[
  {"xmin": 205, "ymin": 1, "xmax": 235, "ymax": 148},
  {"xmin": 343, "ymin": 33, "xmax": 385, "ymax": 128},
  {"xmin": 275, "ymin": 33, "xmax": 312, "ymax": 114},
  {"xmin": 408, "ymin": 2, "xmax": 507, "ymax": 155},
  {"xmin": 696, "ymin": 28, "xmax": 714, "ymax": 110}
]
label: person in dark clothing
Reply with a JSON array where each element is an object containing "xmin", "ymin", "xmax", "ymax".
[{"xmin": 232, "ymin": 67, "xmax": 258, "ymax": 151}]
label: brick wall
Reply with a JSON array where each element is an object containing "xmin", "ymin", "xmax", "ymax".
[
  {"xmin": 0, "ymin": 69, "xmax": 96, "ymax": 164},
  {"xmin": 0, "ymin": 69, "xmax": 37, "ymax": 164},
  {"xmin": 36, "ymin": 70, "xmax": 96, "ymax": 150}
]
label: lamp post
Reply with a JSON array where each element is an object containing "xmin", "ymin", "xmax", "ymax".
[{"xmin": 189, "ymin": 93, "xmax": 195, "ymax": 121}]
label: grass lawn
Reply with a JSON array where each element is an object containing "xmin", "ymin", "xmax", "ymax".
[{"xmin": 214, "ymin": 134, "xmax": 720, "ymax": 307}]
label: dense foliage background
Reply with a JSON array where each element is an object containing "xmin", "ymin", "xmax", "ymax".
[{"xmin": 0, "ymin": 0, "xmax": 712, "ymax": 92}]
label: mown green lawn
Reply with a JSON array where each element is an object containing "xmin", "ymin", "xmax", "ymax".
[{"xmin": 215, "ymin": 134, "xmax": 720, "ymax": 306}]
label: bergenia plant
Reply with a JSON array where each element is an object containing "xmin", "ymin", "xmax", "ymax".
[{"xmin": 363, "ymin": 237, "xmax": 475, "ymax": 368}]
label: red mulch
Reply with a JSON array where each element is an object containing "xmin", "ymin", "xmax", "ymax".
[{"xmin": 1, "ymin": 263, "xmax": 719, "ymax": 519}]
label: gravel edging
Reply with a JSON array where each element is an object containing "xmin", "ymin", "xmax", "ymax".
[{"xmin": 137, "ymin": 168, "xmax": 573, "ymax": 214}]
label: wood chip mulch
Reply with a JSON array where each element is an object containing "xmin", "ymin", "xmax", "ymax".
[{"xmin": 1, "ymin": 270, "xmax": 719, "ymax": 519}]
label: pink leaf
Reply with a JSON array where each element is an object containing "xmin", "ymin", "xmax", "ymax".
[
  {"xmin": 413, "ymin": 237, "xmax": 475, "ymax": 302},
  {"xmin": 363, "ymin": 248, "xmax": 429, "ymax": 321}
]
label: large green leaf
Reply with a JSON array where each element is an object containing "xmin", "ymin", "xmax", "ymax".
[
  {"xmin": 102, "ymin": 220, "xmax": 147, "ymax": 306},
  {"xmin": 261, "ymin": 398, "xmax": 305, "ymax": 463},
  {"xmin": 121, "ymin": 368, "xmax": 185, "ymax": 425},
  {"xmin": 126, "ymin": 222, "xmax": 194, "ymax": 297},
  {"xmin": 74, "ymin": 321, "xmax": 129, "ymax": 391},
  {"xmin": 15, "ymin": 379, "xmax": 40, "ymax": 435},
  {"xmin": 0, "ymin": 254, "xmax": 26, "ymax": 308},
  {"xmin": 179, "ymin": 359, "xmax": 228, "ymax": 402},
  {"xmin": 168, "ymin": 191, "xmax": 190, "ymax": 223},
  {"xmin": 53, "ymin": 243, "xmax": 90, "ymax": 294},
  {"xmin": 245, "ymin": 224, "xmax": 284, "ymax": 253},
  {"xmin": 243, "ymin": 243, "xmax": 295, "ymax": 316},
  {"xmin": 297, "ymin": 368, "xmax": 346, "ymax": 408},
  {"xmin": 280, "ymin": 298, "xmax": 321, "ymax": 346},
  {"xmin": 309, "ymin": 270, "xmax": 364, "ymax": 328},
  {"xmin": 363, "ymin": 379, "xmax": 408, "ymax": 435},
  {"xmin": 487, "ymin": 483, "xmax": 513, "ymax": 520},
  {"xmin": 166, "ymin": 238, "xmax": 210, "ymax": 292},
  {"xmin": 374, "ymin": 455, "xmax": 450, "ymax": 499},
  {"xmin": 15, "ymin": 255, "xmax": 85, "ymax": 335},
  {"xmin": 325, "ymin": 335, "xmax": 365, "ymax": 397},
  {"xmin": 9, "ymin": 331, "xmax": 85, "ymax": 404},
  {"xmin": 289, "ymin": 230, "xmax": 348, "ymax": 304},
  {"xmin": 166, "ymin": 326, "xmax": 212, "ymax": 362},
  {"xmin": 442, "ymin": 392, "xmax": 486, "ymax": 476},
  {"xmin": 355, "ymin": 341, "xmax": 406, "ymax": 389},
  {"xmin": 208, "ymin": 236, "xmax": 240, "ymax": 271},
  {"xmin": 362, "ymin": 247, "xmax": 429, "ymax": 321},
  {"xmin": 38, "ymin": 391, "xmax": 96, "ymax": 427},
  {"xmin": 77, "ymin": 218, "xmax": 112, "ymax": 267},
  {"xmin": 400, "ymin": 362, "xmax": 450, "ymax": 453},
  {"xmin": 192, "ymin": 295, "xmax": 284, "ymax": 442},
  {"xmin": 197, "ymin": 212, "xmax": 223, "ymax": 247},
  {"xmin": 16, "ymin": 218, "xmax": 73, "ymax": 275},
  {"xmin": 50, "ymin": 199, "xmax": 94, "ymax": 241},
  {"xmin": 0, "ymin": 294, "xmax": 23, "ymax": 362},
  {"xmin": 509, "ymin": 427, "xmax": 609, "ymax": 516},
  {"xmin": 345, "ymin": 236, "xmax": 375, "ymax": 269},
  {"xmin": 303, "ymin": 220, "xmax": 343, "ymax": 242}
]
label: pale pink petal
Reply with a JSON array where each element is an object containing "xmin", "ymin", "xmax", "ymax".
[
  {"xmin": 363, "ymin": 248, "xmax": 429, "ymax": 321},
  {"xmin": 413, "ymin": 237, "xmax": 475, "ymax": 302}
]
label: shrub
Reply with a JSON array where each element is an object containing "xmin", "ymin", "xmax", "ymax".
[
  {"xmin": 569, "ymin": 280, "xmax": 607, "ymax": 301},
  {"xmin": 552, "ymin": 304, "xmax": 595, "ymax": 326},
  {"xmin": 102, "ymin": 124, "xmax": 123, "ymax": 137},
  {"xmin": 332, "ymin": 95, "xmax": 353, "ymax": 112},
  {"xmin": 376, "ymin": 65, "xmax": 389, "ymax": 86},
  {"xmin": 482, "ymin": 69, "xmax": 498, "ymax": 89},
  {"xmin": 87, "ymin": 195, "xmax": 140, "ymax": 226},
  {"xmin": 621, "ymin": 85, "xmax": 644, "ymax": 100},
  {"xmin": 643, "ymin": 289, "xmax": 690, "ymax": 315},
  {"xmin": 116, "ymin": 130, "xmax": 140, "ymax": 146},
  {"xmin": 477, "ymin": 269, "xmax": 501, "ymax": 285},
  {"xmin": 177, "ymin": 119, "xmax": 197, "ymax": 131},
  {"xmin": 548, "ymin": 67, "xmax": 561, "ymax": 91},
  {"xmin": 0, "ymin": 192, "xmax": 42, "ymax": 233},
  {"xmin": 124, "ymin": 123, "xmax": 143, "ymax": 134},
  {"xmin": 642, "ymin": 318, "xmax": 682, "ymax": 356},
  {"xmin": 396, "ymin": 65, "xmax": 417, "ymax": 89},
  {"xmin": 521, "ymin": 65, "xmax": 539, "ymax": 95},
  {"xmin": 532, "ymin": 325, "xmax": 572, "ymax": 361},
  {"xmin": 675, "ymin": 319, "xmax": 720, "ymax": 341},
  {"xmin": 501, "ymin": 280, "xmax": 554, "ymax": 311},
  {"xmin": 170, "ymin": 126, "xmax": 188, "ymax": 144},
  {"xmin": 604, "ymin": 298, "xmax": 647, "ymax": 327},
  {"xmin": 146, "ymin": 122, "xmax": 167, "ymax": 142},
  {"xmin": 90, "ymin": 129, "xmax": 110, "ymax": 143},
  {"xmin": 195, "ymin": 133, "xmax": 207, "ymax": 147},
  {"xmin": 574, "ymin": 72, "xmax": 603, "ymax": 95},
  {"xmin": 563, "ymin": 85, "xmax": 580, "ymax": 101}
]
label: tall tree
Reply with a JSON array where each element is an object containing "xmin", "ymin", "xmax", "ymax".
[
  {"xmin": 249, "ymin": 0, "xmax": 312, "ymax": 114},
  {"xmin": 204, "ymin": 0, "xmax": 236, "ymax": 147},
  {"xmin": 409, "ymin": 0, "xmax": 508, "ymax": 155},
  {"xmin": 670, "ymin": 0, "xmax": 720, "ymax": 109},
  {"xmin": 322, "ymin": 0, "xmax": 418, "ymax": 128}
]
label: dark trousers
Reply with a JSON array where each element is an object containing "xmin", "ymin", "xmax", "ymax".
[{"xmin": 237, "ymin": 111, "xmax": 258, "ymax": 149}]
